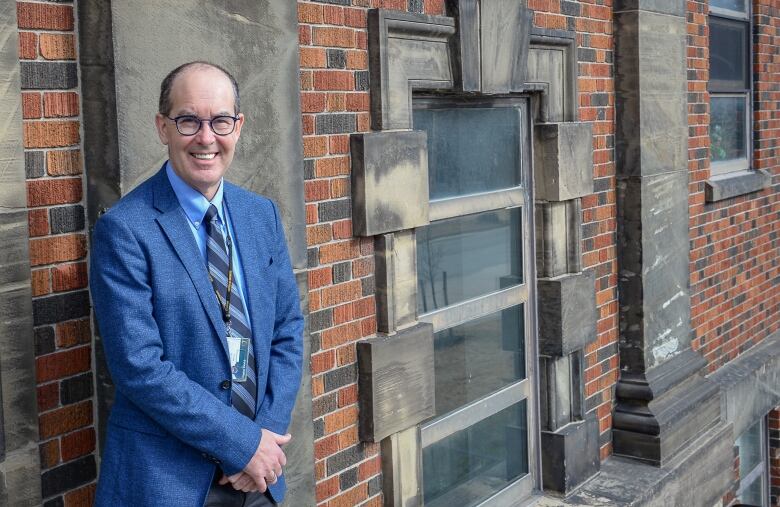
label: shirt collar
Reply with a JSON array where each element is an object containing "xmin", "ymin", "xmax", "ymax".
[{"xmin": 165, "ymin": 161, "xmax": 225, "ymax": 228}]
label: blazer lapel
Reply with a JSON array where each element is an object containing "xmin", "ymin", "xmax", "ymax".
[{"xmin": 151, "ymin": 169, "xmax": 229, "ymax": 356}]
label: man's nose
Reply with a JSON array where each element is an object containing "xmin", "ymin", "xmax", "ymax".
[{"xmin": 194, "ymin": 120, "xmax": 216, "ymax": 144}]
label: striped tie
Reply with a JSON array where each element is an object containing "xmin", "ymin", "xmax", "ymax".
[{"xmin": 204, "ymin": 204, "xmax": 257, "ymax": 419}]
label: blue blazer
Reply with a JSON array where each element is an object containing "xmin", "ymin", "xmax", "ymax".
[{"xmin": 90, "ymin": 167, "xmax": 303, "ymax": 506}]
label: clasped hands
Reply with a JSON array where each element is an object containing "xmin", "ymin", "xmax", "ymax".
[{"xmin": 219, "ymin": 428, "xmax": 291, "ymax": 493}]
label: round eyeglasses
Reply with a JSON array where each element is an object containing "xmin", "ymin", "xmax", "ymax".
[{"xmin": 166, "ymin": 115, "xmax": 239, "ymax": 136}]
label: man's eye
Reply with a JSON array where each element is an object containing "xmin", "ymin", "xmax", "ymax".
[
  {"xmin": 213, "ymin": 117, "xmax": 232, "ymax": 127},
  {"xmin": 178, "ymin": 117, "xmax": 199, "ymax": 127}
]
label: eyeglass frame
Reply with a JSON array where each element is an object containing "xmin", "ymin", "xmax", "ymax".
[{"xmin": 165, "ymin": 114, "xmax": 241, "ymax": 136}]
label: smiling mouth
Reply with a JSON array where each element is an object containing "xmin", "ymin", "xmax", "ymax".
[{"xmin": 191, "ymin": 153, "xmax": 217, "ymax": 160}]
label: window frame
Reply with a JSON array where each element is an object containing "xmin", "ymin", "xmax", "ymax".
[
  {"xmin": 735, "ymin": 415, "xmax": 770, "ymax": 506},
  {"xmin": 708, "ymin": 1, "xmax": 753, "ymax": 177},
  {"xmin": 412, "ymin": 95, "xmax": 540, "ymax": 506}
]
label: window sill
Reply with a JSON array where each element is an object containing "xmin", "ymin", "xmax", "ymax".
[{"xmin": 704, "ymin": 169, "xmax": 771, "ymax": 202}]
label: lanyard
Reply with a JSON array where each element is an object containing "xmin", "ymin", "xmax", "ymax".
[{"xmin": 208, "ymin": 221, "xmax": 234, "ymax": 336}]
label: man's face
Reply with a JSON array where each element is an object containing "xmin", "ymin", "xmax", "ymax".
[{"xmin": 155, "ymin": 67, "xmax": 244, "ymax": 199}]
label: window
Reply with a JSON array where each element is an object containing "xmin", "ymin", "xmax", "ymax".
[
  {"xmin": 709, "ymin": 0, "xmax": 751, "ymax": 176},
  {"xmin": 413, "ymin": 97, "xmax": 537, "ymax": 506},
  {"xmin": 735, "ymin": 417, "xmax": 770, "ymax": 505}
]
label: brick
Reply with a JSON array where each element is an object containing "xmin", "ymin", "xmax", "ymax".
[
  {"xmin": 315, "ymin": 156, "xmax": 350, "ymax": 177},
  {"xmin": 325, "ymin": 439, "xmax": 363, "ymax": 474},
  {"xmin": 27, "ymin": 178, "xmax": 82, "ymax": 207},
  {"xmin": 29, "ymin": 208, "xmax": 49, "ymax": 237},
  {"xmin": 40, "ymin": 34, "xmax": 76, "ymax": 60},
  {"xmin": 352, "ymin": 258, "xmax": 374, "ymax": 278},
  {"xmin": 339, "ymin": 467, "xmax": 358, "ymax": 491},
  {"xmin": 307, "ymin": 223, "xmax": 333, "ymax": 245},
  {"xmin": 35, "ymin": 326, "xmax": 56, "ymax": 356},
  {"xmin": 24, "ymin": 121, "xmax": 80, "ymax": 148},
  {"xmin": 345, "ymin": 50, "xmax": 367, "ymax": 70},
  {"xmin": 338, "ymin": 385, "xmax": 358, "ymax": 407},
  {"xmin": 304, "ymin": 136, "xmax": 329, "ymax": 158},
  {"xmin": 60, "ymin": 427, "xmax": 95, "ymax": 461},
  {"xmin": 319, "ymin": 241, "xmax": 361, "ymax": 265},
  {"xmin": 337, "ymin": 425, "xmax": 358, "ymax": 449},
  {"xmin": 306, "ymin": 179, "xmax": 331, "ymax": 202},
  {"xmin": 327, "ymin": 93, "xmax": 346, "ymax": 112},
  {"xmin": 345, "ymin": 93, "xmax": 369, "ymax": 112},
  {"xmin": 32, "ymin": 268, "xmax": 51, "ymax": 296},
  {"xmin": 298, "ymin": 3, "xmax": 323, "ymax": 24},
  {"xmin": 322, "ymin": 322, "xmax": 361, "ymax": 349},
  {"xmin": 55, "ymin": 319, "xmax": 91, "ymax": 348},
  {"xmin": 309, "ymin": 267, "xmax": 333, "ymax": 290},
  {"xmin": 329, "ymin": 135, "xmax": 350, "ymax": 155},
  {"xmin": 327, "ymin": 484, "xmax": 368, "ymax": 507},
  {"xmin": 332, "ymin": 219, "xmax": 352, "ymax": 239},
  {"xmin": 32, "ymin": 290, "xmax": 90, "ymax": 326},
  {"xmin": 301, "ymin": 92, "xmax": 327, "ymax": 113},
  {"xmin": 344, "ymin": 9, "xmax": 367, "ymax": 28},
  {"xmin": 38, "ymin": 382, "xmax": 59, "ymax": 412},
  {"xmin": 36, "ymin": 345, "xmax": 91, "ymax": 383},
  {"xmin": 44, "ymin": 92, "xmax": 80, "ymax": 117},
  {"xmin": 358, "ymin": 455, "xmax": 381, "ymax": 481},
  {"xmin": 333, "ymin": 262, "xmax": 351, "ymax": 284},
  {"xmin": 26, "ymin": 151, "xmax": 46, "ymax": 178},
  {"xmin": 300, "ymin": 47, "xmax": 327, "ymax": 69},
  {"xmin": 64, "ymin": 483, "xmax": 96, "ymax": 507},
  {"xmin": 18, "ymin": 31, "xmax": 37, "ymax": 59},
  {"xmin": 312, "ymin": 27, "xmax": 355, "ymax": 48},
  {"xmin": 20, "ymin": 62, "xmax": 78, "ymax": 90},
  {"xmin": 22, "ymin": 92, "xmax": 42, "ymax": 118},
  {"xmin": 316, "ymin": 475, "xmax": 339, "ymax": 503},
  {"xmin": 51, "ymin": 262, "xmax": 88, "ymax": 293},
  {"xmin": 319, "ymin": 199, "xmax": 351, "ymax": 222},
  {"xmin": 50, "ymin": 205, "xmax": 85, "ymax": 234},
  {"xmin": 355, "ymin": 71, "xmax": 369, "ymax": 91},
  {"xmin": 314, "ymin": 71, "xmax": 354, "ymax": 91},
  {"xmin": 324, "ymin": 406, "xmax": 359, "ymax": 436},
  {"xmin": 29, "ymin": 234, "xmax": 86, "ymax": 266},
  {"xmin": 313, "ymin": 392, "xmax": 339, "ymax": 419},
  {"xmin": 47, "ymin": 150, "xmax": 82, "ymax": 175},
  {"xmin": 38, "ymin": 401, "xmax": 92, "ymax": 440},
  {"xmin": 336, "ymin": 343, "xmax": 356, "ymax": 365},
  {"xmin": 40, "ymin": 455, "xmax": 96, "ymax": 499},
  {"xmin": 327, "ymin": 49, "xmax": 347, "ymax": 69},
  {"xmin": 39, "ymin": 440, "xmax": 60, "ymax": 470},
  {"xmin": 17, "ymin": 2, "xmax": 74, "ymax": 30}
]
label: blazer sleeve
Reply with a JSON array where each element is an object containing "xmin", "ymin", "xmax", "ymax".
[
  {"xmin": 90, "ymin": 212, "xmax": 261, "ymax": 475},
  {"xmin": 256, "ymin": 200, "xmax": 304, "ymax": 434}
]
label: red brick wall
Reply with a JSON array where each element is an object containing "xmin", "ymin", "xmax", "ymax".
[
  {"xmin": 528, "ymin": 0, "xmax": 618, "ymax": 460},
  {"xmin": 17, "ymin": 0, "xmax": 97, "ymax": 504},
  {"xmin": 688, "ymin": 0, "xmax": 780, "ymax": 371},
  {"xmin": 299, "ymin": 1, "xmax": 444, "ymax": 505}
]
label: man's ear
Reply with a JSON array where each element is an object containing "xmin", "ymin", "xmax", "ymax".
[
  {"xmin": 155, "ymin": 113, "xmax": 170, "ymax": 145},
  {"xmin": 233, "ymin": 113, "xmax": 245, "ymax": 139}
]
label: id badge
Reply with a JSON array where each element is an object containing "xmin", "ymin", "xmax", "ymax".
[{"xmin": 226, "ymin": 334, "xmax": 250, "ymax": 382}]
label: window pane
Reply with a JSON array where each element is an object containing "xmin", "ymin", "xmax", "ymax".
[
  {"xmin": 709, "ymin": 17, "xmax": 749, "ymax": 88},
  {"xmin": 711, "ymin": 96, "xmax": 747, "ymax": 163},
  {"xmin": 417, "ymin": 208, "xmax": 523, "ymax": 314},
  {"xmin": 736, "ymin": 421, "xmax": 763, "ymax": 481},
  {"xmin": 423, "ymin": 400, "xmax": 528, "ymax": 507},
  {"xmin": 433, "ymin": 305, "xmax": 525, "ymax": 417},
  {"xmin": 710, "ymin": 0, "xmax": 747, "ymax": 13},
  {"xmin": 737, "ymin": 476, "xmax": 764, "ymax": 506},
  {"xmin": 413, "ymin": 107, "xmax": 522, "ymax": 200}
]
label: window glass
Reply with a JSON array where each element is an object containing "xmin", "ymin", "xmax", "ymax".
[
  {"xmin": 710, "ymin": 0, "xmax": 747, "ymax": 13},
  {"xmin": 736, "ymin": 419, "xmax": 767, "ymax": 505},
  {"xmin": 413, "ymin": 107, "xmax": 522, "ymax": 200},
  {"xmin": 433, "ymin": 305, "xmax": 525, "ymax": 417},
  {"xmin": 417, "ymin": 208, "xmax": 523, "ymax": 314},
  {"xmin": 423, "ymin": 400, "xmax": 528, "ymax": 507},
  {"xmin": 711, "ymin": 96, "xmax": 747, "ymax": 163},
  {"xmin": 709, "ymin": 18, "xmax": 749, "ymax": 88}
]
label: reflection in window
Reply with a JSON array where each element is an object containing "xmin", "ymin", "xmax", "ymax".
[
  {"xmin": 735, "ymin": 419, "xmax": 768, "ymax": 505},
  {"xmin": 413, "ymin": 107, "xmax": 521, "ymax": 200},
  {"xmin": 711, "ymin": 96, "xmax": 747, "ymax": 162},
  {"xmin": 433, "ymin": 305, "xmax": 526, "ymax": 416},
  {"xmin": 416, "ymin": 208, "xmax": 523, "ymax": 314},
  {"xmin": 423, "ymin": 401, "xmax": 528, "ymax": 507}
]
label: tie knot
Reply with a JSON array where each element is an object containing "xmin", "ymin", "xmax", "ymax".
[{"xmin": 204, "ymin": 204, "xmax": 219, "ymax": 224}]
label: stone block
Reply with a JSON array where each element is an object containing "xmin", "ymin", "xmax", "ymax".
[
  {"xmin": 351, "ymin": 130, "xmax": 429, "ymax": 236},
  {"xmin": 528, "ymin": 30, "xmax": 578, "ymax": 123},
  {"xmin": 705, "ymin": 169, "xmax": 771, "ymax": 202},
  {"xmin": 49, "ymin": 205, "xmax": 85, "ymax": 234},
  {"xmin": 535, "ymin": 199, "xmax": 581, "ymax": 279},
  {"xmin": 537, "ymin": 270, "xmax": 597, "ymax": 356},
  {"xmin": 32, "ymin": 290, "xmax": 90, "ymax": 326},
  {"xmin": 357, "ymin": 322, "xmax": 435, "ymax": 442},
  {"xmin": 374, "ymin": 231, "xmax": 418, "ymax": 334},
  {"xmin": 541, "ymin": 413, "xmax": 600, "ymax": 495},
  {"xmin": 614, "ymin": 0, "xmax": 686, "ymax": 16},
  {"xmin": 534, "ymin": 122, "xmax": 594, "ymax": 201},
  {"xmin": 540, "ymin": 352, "xmax": 584, "ymax": 432}
]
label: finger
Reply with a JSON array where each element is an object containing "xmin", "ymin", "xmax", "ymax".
[
  {"xmin": 273, "ymin": 433, "xmax": 292, "ymax": 445},
  {"xmin": 257, "ymin": 478, "xmax": 268, "ymax": 493},
  {"xmin": 218, "ymin": 474, "xmax": 230, "ymax": 486},
  {"xmin": 279, "ymin": 452, "xmax": 287, "ymax": 467}
]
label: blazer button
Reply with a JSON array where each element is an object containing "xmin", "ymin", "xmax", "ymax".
[{"xmin": 220, "ymin": 380, "xmax": 231, "ymax": 390}]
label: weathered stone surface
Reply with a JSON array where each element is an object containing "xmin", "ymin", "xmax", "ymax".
[
  {"xmin": 351, "ymin": 130, "xmax": 429, "ymax": 236},
  {"xmin": 541, "ymin": 413, "xmax": 600, "ymax": 495},
  {"xmin": 357, "ymin": 323, "xmax": 435, "ymax": 442},
  {"xmin": 534, "ymin": 122, "xmax": 594, "ymax": 201},
  {"xmin": 615, "ymin": 10, "xmax": 687, "ymax": 178},
  {"xmin": 535, "ymin": 200, "xmax": 582, "ymax": 278},
  {"xmin": 448, "ymin": 0, "xmax": 532, "ymax": 93},
  {"xmin": 0, "ymin": 2, "xmax": 42, "ymax": 503},
  {"xmin": 705, "ymin": 168, "xmax": 771, "ymax": 202},
  {"xmin": 710, "ymin": 331, "xmax": 780, "ymax": 438},
  {"xmin": 537, "ymin": 271, "xmax": 597, "ymax": 357},
  {"xmin": 540, "ymin": 352, "xmax": 584, "ymax": 431},
  {"xmin": 79, "ymin": 0, "xmax": 306, "ymax": 267},
  {"xmin": 618, "ymin": 172, "xmax": 691, "ymax": 371},
  {"xmin": 566, "ymin": 422, "xmax": 733, "ymax": 506},
  {"xmin": 613, "ymin": 0, "xmax": 686, "ymax": 16},
  {"xmin": 527, "ymin": 30, "xmax": 578, "ymax": 123},
  {"xmin": 374, "ymin": 231, "xmax": 418, "ymax": 334},
  {"xmin": 380, "ymin": 425, "xmax": 421, "ymax": 507},
  {"xmin": 368, "ymin": 10, "xmax": 455, "ymax": 130}
]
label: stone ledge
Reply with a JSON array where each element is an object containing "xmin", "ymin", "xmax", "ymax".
[
  {"xmin": 704, "ymin": 169, "xmax": 771, "ymax": 202},
  {"xmin": 709, "ymin": 330, "xmax": 780, "ymax": 438}
]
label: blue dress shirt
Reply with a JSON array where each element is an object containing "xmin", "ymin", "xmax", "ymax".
[{"xmin": 165, "ymin": 162, "xmax": 252, "ymax": 330}]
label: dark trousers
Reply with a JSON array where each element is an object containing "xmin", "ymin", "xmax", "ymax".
[{"xmin": 204, "ymin": 480, "xmax": 277, "ymax": 507}]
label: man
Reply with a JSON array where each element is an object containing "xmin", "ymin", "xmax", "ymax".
[{"xmin": 90, "ymin": 61, "xmax": 303, "ymax": 506}]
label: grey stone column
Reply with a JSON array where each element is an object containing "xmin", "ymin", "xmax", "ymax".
[
  {"xmin": 613, "ymin": 1, "xmax": 721, "ymax": 465},
  {"xmin": 77, "ymin": 2, "xmax": 313, "ymax": 504},
  {"xmin": 0, "ymin": 0, "xmax": 43, "ymax": 505}
]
